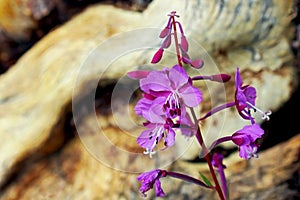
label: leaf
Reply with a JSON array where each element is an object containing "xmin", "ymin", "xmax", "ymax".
[{"xmin": 199, "ymin": 172, "xmax": 213, "ymax": 187}]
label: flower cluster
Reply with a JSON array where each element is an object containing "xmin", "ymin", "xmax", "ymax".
[
  {"xmin": 128, "ymin": 11, "xmax": 271, "ymax": 199},
  {"xmin": 128, "ymin": 64, "xmax": 201, "ymax": 157},
  {"xmin": 205, "ymin": 68, "xmax": 271, "ymax": 160}
]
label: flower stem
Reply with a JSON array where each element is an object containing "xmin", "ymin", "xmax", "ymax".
[
  {"xmin": 199, "ymin": 102, "xmax": 235, "ymax": 121},
  {"xmin": 166, "ymin": 171, "xmax": 214, "ymax": 189},
  {"xmin": 217, "ymin": 165, "xmax": 228, "ymax": 199},
  {"xmin": 171, "ymin": 15, "xmax": 183, "ymax": 67},
  {"xmin": 190, "ymin": 108, "xmax": 225, "ymax": 200},
  {"xmin": 209, "ymin": 136, "xmax": 232, "ymax": 150}
]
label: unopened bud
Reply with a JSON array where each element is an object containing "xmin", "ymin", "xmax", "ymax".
[
  {"xmin": 180, "ymin": 36, "xmax": 188, "ymax": 52},
  {"xmin": 127, "ymin": 70, "xmax": 150, "ymax": 80},
  {"xmin": 190, "ymin": 59, "xmax": 204, "ymax": 69},
  {"xmin": 211, "ymin": 74, "xmax": 231, "ymax": 82},
  {"xmin": 151, "ymin": 48, "xmax": 164, "ymax": 64},
  {"xmin": 162, "ymin": 34, "xmax": 171, "ymax": 49},
  {"xmin": 159, "ymin": 27, "xmax": 170, "ymax": 38}
]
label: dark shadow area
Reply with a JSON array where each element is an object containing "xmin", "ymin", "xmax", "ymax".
[{"xmin": 260, "ymin": 81, "xmax": 300, "ymax": 150}]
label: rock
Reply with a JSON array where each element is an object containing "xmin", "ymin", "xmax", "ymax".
[
  {"xmin": 0, "ymin": 0, "xmax": 56, "ymax": 41},
  {"xmin": 1, "ymin": 121, "xmax": 299, "ymax": 199},
  {"xmin": 0, "ymin": 0, "xmax": 298, "ymax": 198}
]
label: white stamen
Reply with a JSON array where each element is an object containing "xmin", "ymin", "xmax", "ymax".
[
  {"xmin": 246, "ymin": 102, "xmax": 272, "ymax": 121},
  {"xmin": 166, "ymin": 92, "xmax": 180, "ymax": 109}
]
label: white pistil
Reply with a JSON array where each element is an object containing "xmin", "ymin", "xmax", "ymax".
[
  {"xmin": 144, "ymin": 126, "xmax": 164, "ymax": 158},
  {"xmin": 246, "ymin": 101, "xmax": 272, "ymax": 121},
  {"xmin": 143, "ymin": 148, "xmax": 156, "ymax": 158},
  {"xmin": 247, "ymin": 145, "xmax": 258, "ymax": 159}
]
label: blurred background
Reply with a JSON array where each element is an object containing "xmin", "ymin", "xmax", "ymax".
[{"xmin": 0, "ymin": 0, "xmax": 299, "ymax": 199}]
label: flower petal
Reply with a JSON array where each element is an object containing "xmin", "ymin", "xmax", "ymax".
[
  {"xmin": 140, "ymin": 69, "xmax": 171, "ymax": 93},
  {"xmin": 168, "ymin": 65, "xmax": 189, "ymax": 89},
  {"xmin": 164, "ymin": 128, "xmax": 176, "ymax": 147},
  {"xmin": 244, "ymin": 86, "xmax": 256, "ymax": 106},
  {"xmin": 235, "ymin": 68, "xmax": 242, "ymax": 89},
  {"xmin": 134, "ymin": 97, "xmax": 152, "ymax": 118},
  {"xmin": 240, "ymin": 123, "xmax": 264, "ymax": 141},
  {"xmin": 180, "ymin": 85, "xmax": 202, "ymax": 107},
  {"xmin": 137, "ymin": 127, "xmax": 163, "ymax": 151},
  {"xmin": 155, "ymin": 179, "xmax": 165, "ymax": 197}
]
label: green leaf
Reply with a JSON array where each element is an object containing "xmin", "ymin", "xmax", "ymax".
[{"xmin": 199, "ymin": 172, "xmax": 213, "ymax": 187}]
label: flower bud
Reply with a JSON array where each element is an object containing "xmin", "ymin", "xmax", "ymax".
[
  {"xmin": 127, "ymin": 70, "xmax": 150, "ymax": 80},
  {"xmin": 211, "ymin": 74, "xmax": 231, "ymax": 82},
  {"xmin": 180, "ymin": 36, "xmax": 189, "ymax": 52},
  {"xmin": 159, "ymin": 27, "xmax": 170, "ymax": 38},
  {"xmin": 190, "ymin": 59, "xmax": 204, "ymax": 69},
  {"xmin": 151, "ymin": 48, "xmax": 164, "ymax": 64},
  {"xmin": 162, "ymin": 34, "xmax": 171, "ymax": 49},
  {"xmin": 181, "ymin": 56, "xmax": 190, "ymax": 64}
]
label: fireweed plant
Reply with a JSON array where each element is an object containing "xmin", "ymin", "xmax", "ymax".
[{"xmin": 127, "ymin": 11, "xmax": 272, "ymax": 199}]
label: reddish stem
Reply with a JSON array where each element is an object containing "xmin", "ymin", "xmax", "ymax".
[
  {"xmin": 190, "ymin": 108, "xmax": 225, "ymax": 200},
  {"xmin": 171, "ymin": 16, "xmax": 183, "ymax": 67}
]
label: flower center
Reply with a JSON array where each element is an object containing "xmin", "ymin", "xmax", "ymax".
[
  {"xmin": 246, "ymin": 145, "xmax": 258, "ymax": 159},
  {"xmin": 143, "ymin": 126, "xmax": 165, "ymax": 158},
  {"xmin": 164, "ymin": 92, "xmax": 181, "ymax": 117}
]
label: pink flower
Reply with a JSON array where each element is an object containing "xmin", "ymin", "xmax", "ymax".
[
  {"xmin": 136, "ymin": 100, "xmax": 176, "ymax": 157},
  {"xmin": 140, "ymin": 65, "xmax": 202, "ymax": 118},
  {"xmin": 232, "ymin": 123, "xmax": 264, "ymax": 159},
  {"xmin": 137, "ymin": 169, "xmax": 167, "ymax": 197},
  {"xmin": 235, "ymin": 68, "xmax": 271, "ymax": 121}
]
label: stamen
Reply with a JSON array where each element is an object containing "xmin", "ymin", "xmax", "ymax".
[
  {"xmin": 247, "ymin": 146, "xmax": 258, "ymax": 159},
  {"xmin": 246, "ymin": 101, "xmax": 272, "ymax": 121},
  {"xmin": 165, "ymin": 92, "xmax": 181, "ymax": 112}
]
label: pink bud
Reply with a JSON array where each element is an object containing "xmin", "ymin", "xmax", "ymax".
[
  {"xmin": 159, "ymin": 27, "xmax": 170, "ymax": 38},
  {"xmin": 127, "ymin": 70, "xmax": 150, "ymax": 80},
  {"xmin": 181, "ymin": 36, "xmax": 188, "ymax": 52},
  {"xmin": 162, "ymin": 34, "xmax": 171, "ymax": 48},
  {"xmin": 181, "ymin": 56, "xmax": 191, "ymax": 64},
  {"xmin": 211, "ymin": 74, "xmax": 231, "ymax": 82},
  {"xmin": 151, "ymin": 48, "xmax": 164, "ymax": 64},
  {"xmin": 191, "ymin": 59, "xmax": 204, "ymax": 69}
]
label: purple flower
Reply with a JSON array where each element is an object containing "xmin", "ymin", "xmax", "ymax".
[
  {"xmin": 137, "ymin": 98, "xmax": 176, "ymax": 157},
  {"xmin": 235, "ymin": 68, "xmax": 271, "ymax": 121},
  {"xmin": 232, "ymin": 123, "xmax": 264, "ymax": 159},
  {"xmin": 199, "ymin": 68, "xmax": 271, "ymax": 122},
  {"xmin": 137, "ymin": 169, "xmax": 167, "ymax": 197},
  {"xmin": 140, "ymin": 65, "xmax": 202, "ymax": 118}
]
